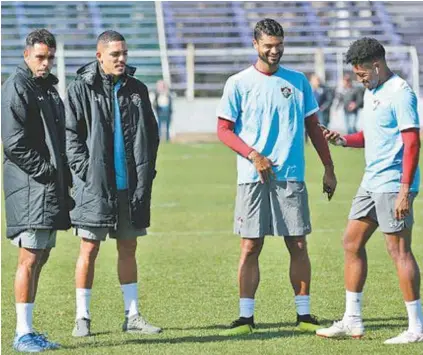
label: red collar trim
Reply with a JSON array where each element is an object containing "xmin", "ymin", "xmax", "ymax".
[{"xmin": 253, "ymin": 64, "xmax": 278, "ymax": 76}]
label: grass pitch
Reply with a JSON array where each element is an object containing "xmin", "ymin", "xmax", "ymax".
[{"xmin": 2, "ymin": 143, "xmax": 422, "ymax": 354}]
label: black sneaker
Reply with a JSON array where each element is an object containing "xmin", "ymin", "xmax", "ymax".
[
  {"xmin": 295, "ymin": 314, "xmax": 321, "ymax": 332},
  {"xmin": 220, "ymin": 316, "xmax": 255, "ymax": 336}
]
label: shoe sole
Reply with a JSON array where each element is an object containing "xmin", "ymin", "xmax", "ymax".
[
  {"xmin": 219, "ymin": 324, "xmax": 254, "ymax": 336},
  {"xmin": 72, "ymin": 330, "xmax": 91, "ymax": 337},
  {"xmin": 316, "ymin": 333, "xmax": 364, "ymax": 339},
  {"xmin": 44, "ymin": 345, "xmax": 61, "ymax": 350},
  {"xmin": 124, "ymin": 329, "xmax": 162, "ymax": 335},
  {"xmin": 384, "ymin": 339, "xmax": 423, "ymax": 344},
  {"xmin": 13, "ymin": 346, "xmax": 44, "ymax": 352}
]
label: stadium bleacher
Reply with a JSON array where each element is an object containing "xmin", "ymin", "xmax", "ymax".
[
  {"xmin": 384, "ymin": 1, "xmax": 423, "ymax": 100},
  {"xmin": 1, "ymin": 1, "xmax": 423, "ymax": 96},
  {"xmin": 1, "ymin": 1, "xmax": 162, "ymax": 87},
  {"xmin": 162, "ymin": 1, "xmax": 421, "ymax": 96}
]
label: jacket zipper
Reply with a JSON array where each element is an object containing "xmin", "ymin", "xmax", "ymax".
[
  {"xmin": 110, "ymin": 79, "xmax": 119, "ymax": 230},
  {"xmin": 117, "ymin": 81, "xmax": 133, "ymax": 225}
]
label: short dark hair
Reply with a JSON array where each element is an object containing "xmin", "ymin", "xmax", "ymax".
[
  {"xmin": 345, "ymin": 37, "xmax": 386, "ymax": 66},
  {"xmin": 254, "ymin": 18, "xmax": 284, "ymax": 41},
  {"xmin": 97, "ymin": 30, "xmax": 126, "ymax": 44},
  {"xmin": 25, "ymin": 29, "xmax": 56, "ymax": 49}
]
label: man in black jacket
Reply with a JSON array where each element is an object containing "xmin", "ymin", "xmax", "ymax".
[
  {"xmin": 65, "ymin": 30, "xmax": 160, "ymax": 337},
  {"xmin": 2, "ymin": 29, "xmax": 71, "ymax": 352}
]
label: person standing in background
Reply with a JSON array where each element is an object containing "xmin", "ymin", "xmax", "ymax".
[
  {"xmin": 337, "ymin": 73, "xmax": 365, "ymax": 134},
  {"xmin": 153, "ymin": 80, "xmax": 173, "ymax": 142},
  {"xmin": 310, "ymin": 74, "xmax": 334, "ymax": 128}
]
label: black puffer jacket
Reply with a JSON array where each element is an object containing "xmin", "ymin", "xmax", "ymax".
[
  {"xmin": 1, "ymin": 63, "xmax": 72, "ymax": 238},
  {"xmin": 65, "ymin": 61, "xmax": 159, "ymax": 229}
]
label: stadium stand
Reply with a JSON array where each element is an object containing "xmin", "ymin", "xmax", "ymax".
[
  {"xmin": 384, "ymin": 1, "xmax": 423, "ymax": 100},
  {"xmin": 162, "ymin": 1, "xmax": 419, "ymax": 96},
  {"xmin": 1, "ymin": 1, "xmax": 423, "ymax": 96},
  {"xmin": 1, "ymin": 1, "xmax": 162, "ymax": 87}
]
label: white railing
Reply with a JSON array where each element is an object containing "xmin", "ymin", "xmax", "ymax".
[
  {"xmin": 154, "ymin": 0, "xmax": 171, "ymax": 86},
  {"xmin": 55, "ymin": 45, "xmax": 419, "ymax": 99}
]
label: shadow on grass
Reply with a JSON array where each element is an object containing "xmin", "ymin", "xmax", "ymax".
[
  {"xmin": 364, "ymin": 316, "xmax": 407, "ymax": 322},
  {"xmin": 62, "ymin": 330, "xmax": 308, "ymax": 350},
  {"xmin": 166, "ymin": 319, "xmax": 334, "ymax": 331},
  {"xmin": 59, "ymin": 317, "xmax": 409, "ymax": 350},
  {"xmin": 365, "ymin": 317, "xmax": 407, "ymax": 330},
  {"xmin": 165, "ymin": 322, "xmax": 294, "ymax": 331},
  {"xmin": 90, "ymin": 331, "xmax": 114, "ymax": 336}
]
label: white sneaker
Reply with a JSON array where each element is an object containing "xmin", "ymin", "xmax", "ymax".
[
  {"xmin": 384, "ymin": 331, "xmax": 423, "ymax": 344},
  {"xmin": 316, "ymin": 319, "xmax": 364, "ymax": 339}
]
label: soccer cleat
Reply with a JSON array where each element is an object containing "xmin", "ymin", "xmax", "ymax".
[
  {"xmin": 122, "ymin": 314, "xmax": 162, "ymax": 334},
  {"xmin": 220, "ymin": 316, "xmax": 255, "ymax": 336},
  {"xmin": 295, "ymin": 314, "xmax": 322, "ymax": 332},
  {"xmin": 13, "ymin": 333, "xmax": 45, "ymax": 352},
  {"xmin": 384, "ymin": 331, "xmax": 423, "ymax": 344},
  {"xmin": 316, "ymin": 319, "xmax": 364, "ymax": 339},
  {"xmin": 33, "ymin": 333, "xmax": 61, "ymax": 350},
  {"xmin": 72, "ymin": 318, "xmax": 91, "ymax": 337}
]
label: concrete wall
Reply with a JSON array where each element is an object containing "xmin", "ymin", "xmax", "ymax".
[{"xmin": 170, "ymin": 98, "xmax": 220, "ymax": 138}]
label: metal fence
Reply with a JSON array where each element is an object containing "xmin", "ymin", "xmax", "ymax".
[{"xmin": 55, "ymin": 45, "xmax": 419, "ymax": 99}]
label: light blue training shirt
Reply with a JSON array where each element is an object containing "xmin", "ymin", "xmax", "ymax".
[
  {"xmin": 113, "ymin": 79, "xmax": 128, "ymax": 190},
  {"xmin": 360, "ymin": 74, "xmax": 420, "ymax": 193},
  {"xmin": 216, "ymin": 65, "xmax": 319, "ymax": 185}
]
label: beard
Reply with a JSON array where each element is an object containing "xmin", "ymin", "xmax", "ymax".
[{"xmin": 258, "ymin": 51, "xmax": 282, "ymax": 66}]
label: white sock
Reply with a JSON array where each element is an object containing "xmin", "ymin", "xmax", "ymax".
[
  {"xmin": 405, "ymin": 299, "xmax": 423, "ymax": 334},
  {"xmin": 295, "ymin": 295, "xmax": 310, "ymax": 316},
  {"xmin": 16, "ymin": 303, "xmax": 34, "ymax": 337},
  {"xmin": 344, "ymin": 290, "xmax": 363, "ymax": 322},
  {"xmin": 76, "ymin": 288, "xmax": 91, "ymax": 320},
  {"xmin": 121, "ymin": 283, "xmax": 139, "ymax": 318},
  {"xmin": 239, "ymin": 298, "xmax": 255, "ymax": 318}
]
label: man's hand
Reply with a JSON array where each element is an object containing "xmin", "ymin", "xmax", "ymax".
[
  {"xmin": 395, "ymin": 184, "xmax": 411, "ymax": 220},
  {"xmin": 320, "ymin": 125, "xmax": 346, "ymax": 146},
  {"xmin": 248, "ymin": 150, "xmax": 275, "ymax": 184},
  {"xmin": 347, "ymin": 101, "xmax": 357, "ymax": 112},
  {"xmin": 323, "ymin": 165, "xmax": 337, "ymax": 201}
]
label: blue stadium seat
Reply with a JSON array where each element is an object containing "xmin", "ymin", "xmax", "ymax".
[{"xmin": 1, "ymin": 1, "xmax": 162, "ymax": 89}]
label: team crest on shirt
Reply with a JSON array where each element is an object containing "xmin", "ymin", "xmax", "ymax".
[
  {"xmin": 372, "ymin": 99, "xmax": 380, "ymax": 110},
  {"xmin": 281, "ymin": 87, "xmax": 292, "ymax": 98},
  {"xmin": 131, "ymin": 93, "xmax": 142, "ymax": 107}
]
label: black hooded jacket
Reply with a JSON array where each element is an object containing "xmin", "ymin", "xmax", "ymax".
[
  {"xmin": 65, "ymin": 61, "xmax": 159, "ymax": 229},
  {"xmin": 2, "ymin": 63, "xmax": 72, "ymax": 238}
]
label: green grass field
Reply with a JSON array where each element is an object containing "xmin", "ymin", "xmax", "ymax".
[{"xmin": 2, "ymin": 143, "xmax": 422, "ymax": 354}]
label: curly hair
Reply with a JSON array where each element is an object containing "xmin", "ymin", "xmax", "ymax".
[
  {"xmin": 254, "ymin": 18, "xmax": 284, "ymax": 40},
  {"xmin": 26, "ymin": 29, "xmax": 56, "ymax": 49},
  {"xmin": 345, "ymin": 37, "xmax": 386, "ymax": 65}
]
